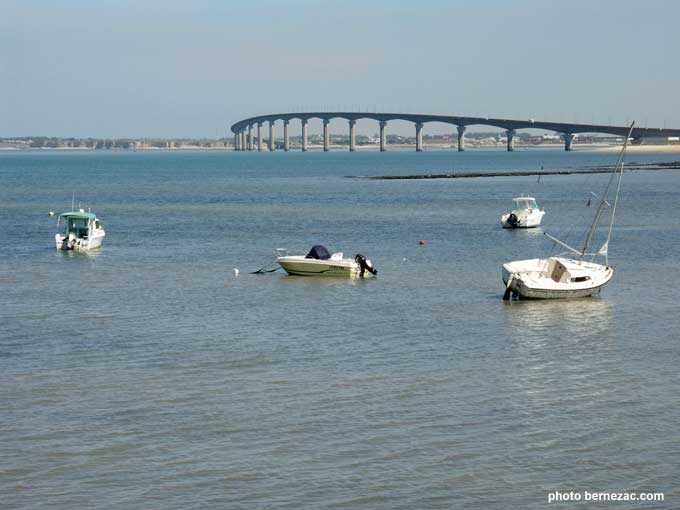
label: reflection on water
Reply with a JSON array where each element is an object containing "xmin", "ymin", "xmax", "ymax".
[
  {"xmin": 501, "ymin": 298, "xmax": 618, "ymax": 411},
  {"xmin": 502, "ymin": 226, "xmax": 544, "ymax": 237},
  {"xmin": 502, "ymin": 296, "xmax": 614, "ymax": 342},
  {"xmin": 54, "ymin": 249, "xmax": 103, "ymax": 260},
  {"xmin": 275, "ymin": 274, "xmax": 374, "ymax": 287},
  {"xmin": 501, "ymin": 297, "xmax": 616, "ymax": 399}
]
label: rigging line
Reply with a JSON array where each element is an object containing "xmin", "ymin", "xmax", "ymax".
[
  {"xmin": 566, "ymin": 189, "xmax": 604, "ymax": 259},
  {"xmin": 549, "ymin": 188, "xmax": 598, "ymax": 259},
  {"xmin": 250, "ymin": 260, "xmax": 280, "ymax": 274},
  {"xmin": 545, "ymin": 157, "xmax": 600, "ymax": 258},
  {"xmin": 254, "ymin": 267, "xmax": 280, "ymax": 274},
  {"xmin": 544, "ymin": 233, "xmax": 581, "ymax": 255},
  {"xmin": 596, "ymin": 122, "xmax": 634, "ymax": 264},
  {"xmin": 565, "ymin": 163, "xmax": 604, "ymax": 248},
  {"xmin": 581, "ymin": 124, "xmax": 633, "ymax": 257}
]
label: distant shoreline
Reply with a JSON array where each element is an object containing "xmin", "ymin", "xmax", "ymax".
[
  {"xmin": 3, "ymin": 143, "xmax": 680, "ymax": 153},
  {"xmin": 0, "ymin": 146, "xmax": 233, "ymax": 152}
]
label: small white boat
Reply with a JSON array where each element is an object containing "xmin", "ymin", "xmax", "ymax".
[
  {"xmin": 501, "ymin": 196, "xmax": 545, "ymax": 228},
  {"xmin": 276, "ymin": 245, "xmax": 377, "ymax": 278},
  {"xmin": 502, "ymin": 123, "xmax": 634, "ymax": 300},
  {"xmin": 55, "ymin": 209, "xmax": 105, "ymax": 251}
]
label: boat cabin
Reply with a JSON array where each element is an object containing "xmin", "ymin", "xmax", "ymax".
[
  {"xmin": 512, "ymin": 197, "xmax": 539, "ymax": 212},
  {"xmin": 543, "ymin": 257, "xmax": 593, "ymax": 283},
  {"xmin": 57, "ymin": 211, "xmax": 100, "ymax": 239}
]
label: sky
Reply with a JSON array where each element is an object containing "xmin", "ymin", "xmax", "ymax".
[{"xmin": 2, "ymin": 0, "xmax": 680, "ymax": 138}]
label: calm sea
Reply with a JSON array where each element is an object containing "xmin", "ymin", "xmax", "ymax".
[{"xmin": 1, "ymin": 149, "xmax": 678, "ymax": 509}]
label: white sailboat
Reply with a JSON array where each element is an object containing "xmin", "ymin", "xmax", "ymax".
[{"xmin": 502, "ymin": 123, "xmax": 634, "ymax": 300}]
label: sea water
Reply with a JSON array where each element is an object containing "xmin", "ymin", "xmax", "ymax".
[{"xmin": 1, "ymin": 149, "xmax": 678, "ymax": 509}]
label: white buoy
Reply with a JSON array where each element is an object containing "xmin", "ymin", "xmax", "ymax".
[
  {"xmin": 233, "ymin": 268, "xmax": 239, "ymax": 276},
  {"xmin": 48, "ymin": 211, "xmax": 55, "ymax": 217}
]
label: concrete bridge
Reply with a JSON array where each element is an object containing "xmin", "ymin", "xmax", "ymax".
[{"xmin": 230, "ymin": 112, "xmax": 680, "ymax": 152}]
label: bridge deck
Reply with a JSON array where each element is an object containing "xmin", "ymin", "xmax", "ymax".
[{"xmin": 231, "ymin": 112, "xmax": 679, "ymax": 139}]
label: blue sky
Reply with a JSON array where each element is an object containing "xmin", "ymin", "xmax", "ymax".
[{"xmin": 2, "ymin": 0, "xmax": 679, "ymax": 137}]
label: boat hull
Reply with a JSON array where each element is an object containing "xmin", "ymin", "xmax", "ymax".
[
  {"xmin": 277, "ymin": 256, "xmax": 369, "ymax": 278},
  {"xmin": 501, "ymin": 211, "xmax": 545, "ymax": 228},
  {"xmin": 503, "ymin": 279, "xmax": 609, "ymax": 299},
  {"xmin": 55, "ymin": 232, "xmax": 105, "ymax": 251},
  {"xmin": 502, "ymin": 258, "xmax": 613, "ymax": 299}
]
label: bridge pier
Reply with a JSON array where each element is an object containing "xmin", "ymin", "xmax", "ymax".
[
  {"xmin": 241, "ymin": 131, "xmax": 246, "ymax": 151},
  {"xmin": 301, "ymin": 119, "xmax": 308, "ymax": 152},
  {"xmin": 283, "ymin": 120, "xmax": 289, "ymax": 151},
  {"xmin": 248, "ymin": 125, "xmax": 253, "ymax": 151},
  {"xmin": 564, "ymin": 133, "xmax": 574, "ymax": 151},
  {"xmin": 349, "ymin": 119, "xmax": 356, "ymax": 151},
  {"xmin": 234, "ymin": 134, "xmax": 239, "ymax": 151},
  {"xmin": 257, "ymin": 123, "xmax": 263, "ymax": 151},
  {"xmin": 506, "ymin": 129, "xmax": 515, "ymax": 152},
  {"xmin": 379, "ymin": 120, "xmax": 387, "ymax": 152},
  {"xmin": 457, "ymin": 126, "xmax": 467, "ymax": 151},
  {"xmin": 269, "ymin": 121, "xmax": 275, "ymax": 151},
  {"xmin": 323, "ymin": 119, "xmax": 330, "ymax": 152},
  {"xmin": 415, "ymin": 122, "xmax": 423, "ymax": 151}
]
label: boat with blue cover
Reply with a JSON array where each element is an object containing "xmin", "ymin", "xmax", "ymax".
[{"xmin": 276, "ymin": 245, "xmax": 377, "ymax": 278}]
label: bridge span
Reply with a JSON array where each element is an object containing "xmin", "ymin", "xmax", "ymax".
[{"xmin": 230, "ymin": 112, "xmax": 680, "ymax": 152}]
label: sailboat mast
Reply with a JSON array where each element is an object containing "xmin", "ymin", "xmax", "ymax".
[
  {"xmin": 601, "ymin": 122, "xmax": 635, "ymax": 263},
  {"xmin": 581, "ymin": 122, "xmax": 635, "ymax": 258}
]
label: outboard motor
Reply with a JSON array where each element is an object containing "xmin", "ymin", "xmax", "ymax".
[
  {"xmin": 67, "ymin": 232, "xmax": 78, "ymax": 249},
  {"xmin": 507, "ymin": 213, "xmax": 519, "ymax": 227},
  {"xmin": 355, "ymin": 254, "xmax": 377, "ymax": 277}
]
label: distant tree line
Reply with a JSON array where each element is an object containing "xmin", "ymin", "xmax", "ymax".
[
  {"xmin": 1, "ymin": 137, "xmax": 230, "ymax": 149},
  {"xmin": 19, "ymin": 137, "xmax": 132, "ymax": 149}
]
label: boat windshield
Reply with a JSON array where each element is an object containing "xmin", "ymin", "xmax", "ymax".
[
  {"xmin": 514, "ymin": 198, "xmax": 538, "ymax": 210},
  {"xmin": 58, "ymin": 217, "xmax": 90, "ymax": 237}
]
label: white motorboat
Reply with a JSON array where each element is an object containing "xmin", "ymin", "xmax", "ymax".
[
  {"xmin": 276, "ymin": 245, "xmax": 377, "ymax": 278},
  {"xmin": 502, "ymin": 123, "xmax": 634, "ymax": 300},
  {"xmin": 55, "ymin": 209, "xmax": 105, "ymax": 251},
  {"xmin": 501, "ymin": 196, "xmax": 545, "ymax": 228}
]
